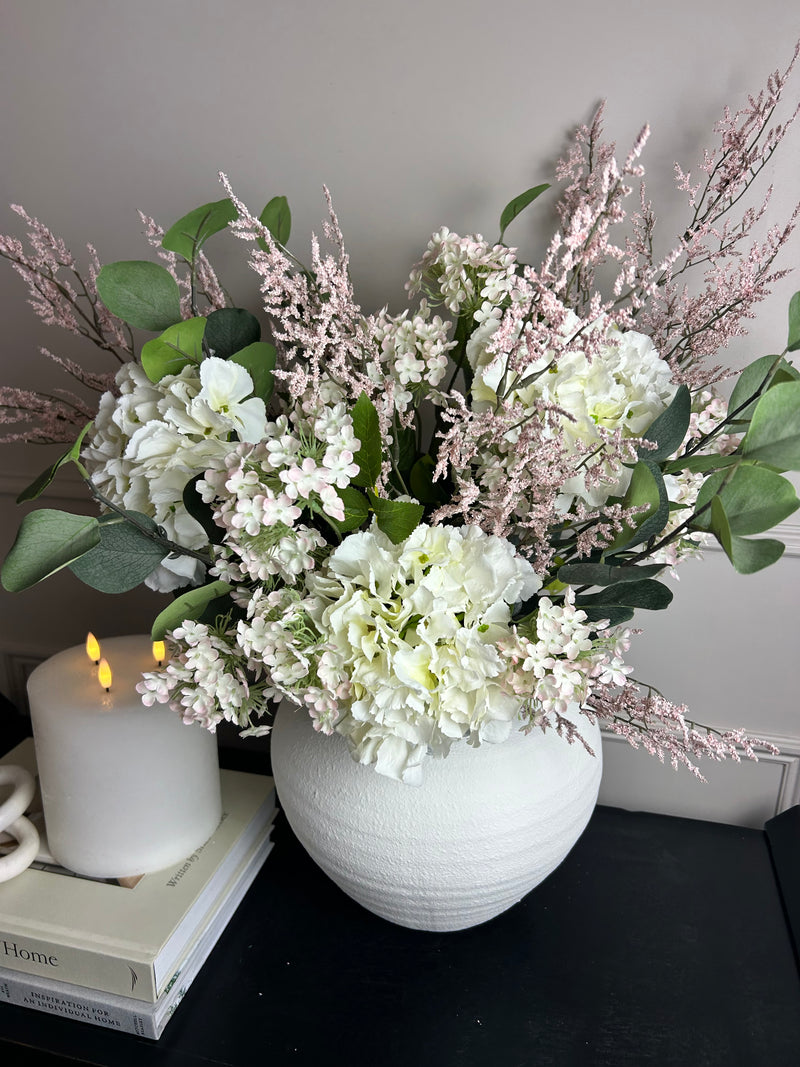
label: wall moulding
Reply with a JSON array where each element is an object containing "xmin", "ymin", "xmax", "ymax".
[{"xmin": 599, "ymin": 728, "xmax": 800, "ymax": 829}]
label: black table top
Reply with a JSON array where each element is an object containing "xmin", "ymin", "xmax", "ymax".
[{"xmin": 1, "ymin": 797, "xmax": 799, "ymax": 1067}]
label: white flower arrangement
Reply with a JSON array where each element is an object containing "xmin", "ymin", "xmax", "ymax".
[{"xmin": 2, "ymin": 46, "xmax": 800, "ymax": 782}]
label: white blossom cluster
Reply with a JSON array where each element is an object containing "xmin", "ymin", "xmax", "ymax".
[
  {"xmin": 138, "ymin": 618, "xmax": 276, "ymax": 731},
  {"xmin": 500, "ymin": 591, "xmax": 633, "ymax": 722},
  {"xmin": 407, "ymin": 228, "xmax": 519, "ymax": 318},
  {"xmin": 371, "ymin": 301, "xmax": 455, "ymax": 412},
  {"xmin": 197, "ymin": 399, "xmax": 360, "ymax": 585}
]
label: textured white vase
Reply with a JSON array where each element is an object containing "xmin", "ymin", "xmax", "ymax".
[{"xmin": 270, "ymin": 702, "xmax": 602, "ymax": 931}]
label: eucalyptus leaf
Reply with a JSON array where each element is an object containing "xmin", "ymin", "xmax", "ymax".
[
  {"xmin": 229, "ymin": 342, "xmax": 276, "ymax": 404},
  {"xmin": 205, "ymin": 307, "xmax": 261, "ymax": 359},
  {"xmin": 637, "ymin": 384, "xmax": 691, "ymax": 462},
  {"xmin": 368, "ymin": 493, "xmax": 424, "ymax": 545},
  {"xmin": 576, "ymin": 578, "xmax": 673, "ymax": 611},
  {"xmin": 707, "ymin": 494, "xmax": 785, "ymax": 572},
  {"xmin": 661, "ymin": 453, "xmax": 741, "ymax": 476},
  {"xmin": 727, "ymin": 535, "xmax": 785, "ymax": 574},
  {"xmin": 1, "ymin": 510, "xmax": 100, "ymax": 592},
  {"xmin": 351, "ymin": 392, "xmax": 382, "ymax": 489},
  {"xmin": 692, "ymin": 464, "xmax": 799, "ymax": 536},
  {"xmin": 498, "ymin": 184, "xmax": 550, "ymax": 242},
  {"xmin": 557, "ymin": 561, "xmax": 665, "ymax": 587},
  {"xmin": 579, "ymin": 605, "xmax": 636, "ymax": 628},
  {"xmin": 141, "ymin": 317, "xmax": 207, "ymax": 382},
  {"xmin": 727, "ymin": 354, "xmax": 797, "ymax": 424},
  {"xmin": 161, "ymin": 198, "xmax": 238, "ymax": 263},
  {"xmin": 69, "ymin": 512, "xmax": 166, "ymax": 593},
  {"xmin": 606, "ymin": 461, "xmax": 669, "ymax": 553},
  {"xmin": 708, "ymin": 495, "xmax": 733, "ymax": 557},
  {"xmin": 741, "ymin": 381, "xmax": 800, "ymax": 469},
  {"xmin": 151, "ymin": 580, "xmax": 233, "ymax": 642},
  {"xmin": 788, "ymin": 290, "xmax": 800, "ymax": 353},
  {"xmin": 258, "ymin": 196, "xmax": 291, "ymax": 246},
  {"xmin": 16, "ymin": 422, "xmax": 94, "ymax": 503},
  {"xmin": 96, "ymin": 260, "xmax": 181, "ymax": 331}
]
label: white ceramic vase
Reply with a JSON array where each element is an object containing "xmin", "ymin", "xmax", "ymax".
[{"xmin": 270, "ymin": 702, "xmax": 602, "ymax": 931}]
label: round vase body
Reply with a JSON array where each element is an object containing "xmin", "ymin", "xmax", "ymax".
[{"xmin": 270, "ymin": 703, "xmax": 602, "ymax": 931}]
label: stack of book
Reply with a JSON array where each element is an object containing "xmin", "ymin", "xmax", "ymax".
[{"xmin": 0, "ymin": 739, "xmax": 276, "ymax": 1039}]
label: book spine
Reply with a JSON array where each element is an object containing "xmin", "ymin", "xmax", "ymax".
[
  {"xmin": 0, "ymin": 975, "xmax": 158, "ymax": 1039},
  {"xmin": 0, "ymin": 835, "xmax": 275, "ymax": 1041},
  {"xmin": 0, "ymin": 934, "xmax": 157, "ymax": 1001}
]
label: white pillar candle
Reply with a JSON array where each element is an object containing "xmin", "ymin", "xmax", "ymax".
[{"xmin": 27, "ymin": 634, "xmax": 221, "ymax": 879}]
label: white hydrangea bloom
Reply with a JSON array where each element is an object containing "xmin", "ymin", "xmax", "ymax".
[
  {"xmin": 83, "ymin": 359, "xmax": 268, "ymax": 592},
  {"xmin": 305, "ymin": 523, "xmax": 542, "ymax": 783},
  {"xmin": 468, "ymin": 312, "xmax": 677, "ymax": 506}
]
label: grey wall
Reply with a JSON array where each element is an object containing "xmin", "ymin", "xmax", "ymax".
[{"xmin": 1, "ymin": 0, "xmax": 798, "ymax": 824}]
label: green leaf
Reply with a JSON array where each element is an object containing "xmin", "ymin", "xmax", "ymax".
[
  {"xmin": 557, "ymin": 561, "xmax": 665, "ymax": 587},
  {"xmin": 577, "ymin": 578, "xmax": 673, "ymax": 612},
  {"xmin": 351, "ymin": 393, "xmax": 383, "ymax": 489},
  {"xmin": 708, "ymin": 495, "xmax": 732, "ymax": 557},
  {"xmin": 395, "ymin": 426, "xmax": 418, "ymax": 475},
  {"xmin": 324, "ymin": 486, "xmax": 371, "ymax": 535},
  {"xmin": 68, "ymin": 512, "xmax": 166, "ymax": 593},
  {"xmin": 708, "ymin": 496, "xmax": 785, "ymax": 572},
  {"xmin": 16, "ymin": 422, "xmax": 94, "ymax": 503},
  {"xmin": 258, "ymin": 196, "xmax": 291, "ymax": 246},
  {"xmin": 183, "ymin": 476, "xmax": 224, "ymax": 545},
  {"xmin": 498, "ymin": 184, "xmax": 550, "ymax": 242},
  {"xmin": 606, "ymin": 461, "xmax": 669, "ymax": 553},
  {"xmin": 228, "ymin": 342, "xmax": 276, "ymax": 404},
  {"xmin": 692, "ymin": 464, "xmax": 799, "ymax": 536},
  {"xmin": 579, "ymin": 605, "xmax": 635, "ymax": 628},
  {"xmin": 409, "ymin": 454, "xmax": 447, "ymax": 506},
  {"xmin": 368, "ymin": 493, "xmax": 424, "ymax": 545},
  {"xmin": 96, "ymin": 260, "xmax": 181, "ymax": 331},
  {"xmin": 727, "ymin": 354, "xmax": 798, "ymax": 424},
  {"xmin": 741, "ymin": 381, "xmax": 800, "ymax": 469},
  {"xmin": 788, "ymin": 291, "xmax": 800, "ymax": 353},
  {"xmin": 151, "ymin": 580, "xmax": 233, "ymax": 642},
  {"xmin": 140, "ymin": 317, "xmax": 207, "ymax": 382},
  {"xmin": 161, "ymin": 198, "xmax": 237, "ymax": 263},
  {"xmin": 728, "ymin": 535, "xmax": 785, "ymax": 574},
  {"xmin": 1, "ymin": 510, "xmax": 100, "ymax": 592},
  {"xmin": 205, "ymin": 307, "xmax": 261, "ymax": 359},
  {"xmin": 637, "ymin": 385, "xmax": 691, "ymax": 462}
]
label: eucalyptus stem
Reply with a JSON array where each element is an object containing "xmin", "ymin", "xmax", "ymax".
[{"xmin": 76, "ymin": 464, "xmax": 213, "ymax": 566}]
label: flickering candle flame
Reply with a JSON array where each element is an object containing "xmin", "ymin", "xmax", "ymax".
[
  {"xmin": 97, "ymin": 658, "xmax": 112, "ymax": 692},
  {"xmin": 152, "ymin": 640, "xmax": 166, "ymax": 667},
  {"xmin": 85, "ymin": 632, "xmax": 101, "ymax": 665}
]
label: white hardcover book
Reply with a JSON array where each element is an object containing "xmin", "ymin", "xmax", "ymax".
[
  {"xmin": 0, "ymin": 739, "xmax": 276, "ymax": 1000},
  {"xmin": 0, "ymin": 827, "xmax": 274, "ymax": 1039}
]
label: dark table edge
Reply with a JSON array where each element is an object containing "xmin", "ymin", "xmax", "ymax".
[{"xmin": 765, "ymin": 803, "xmax": 800, "ymax": 973}]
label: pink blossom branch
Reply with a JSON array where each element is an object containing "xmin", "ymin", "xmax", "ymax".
[{"xmin": 586, "ymin": 682, "xmax": 779, "ymax": 780}]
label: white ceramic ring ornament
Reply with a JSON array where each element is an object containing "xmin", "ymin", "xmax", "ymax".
[{"xmin": 0, "ymin": 764, "xmax": 40, "ymax": 882}]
